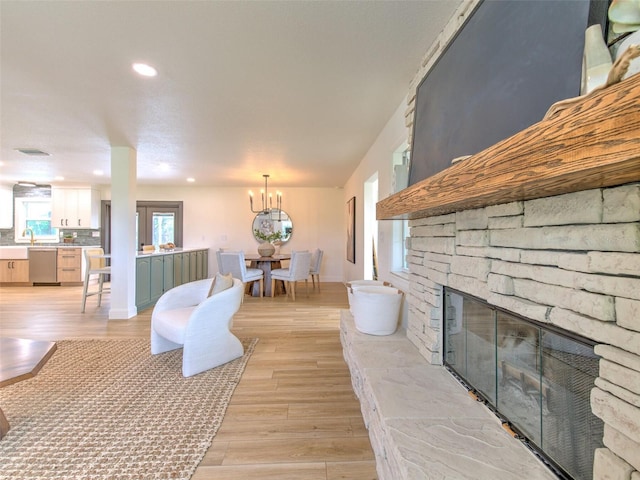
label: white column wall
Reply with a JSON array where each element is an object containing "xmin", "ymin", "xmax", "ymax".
[{"xmin": 108, "ymin": 146, "xmax": 137, "ymax": 320}]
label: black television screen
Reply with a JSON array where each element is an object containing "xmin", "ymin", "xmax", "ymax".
[{"xmin": 408, "ymin": 0, "xmax": 609, "ymax": 186}]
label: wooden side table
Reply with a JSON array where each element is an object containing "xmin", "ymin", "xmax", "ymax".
[{"xmin": 0, "ymin": 337, "xmax": 57, "ymax": 439}]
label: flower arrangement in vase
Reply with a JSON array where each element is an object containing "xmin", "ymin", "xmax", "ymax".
[{"xmin": 253, "ymin": 229, "xmax": 282, "ymax": 257}]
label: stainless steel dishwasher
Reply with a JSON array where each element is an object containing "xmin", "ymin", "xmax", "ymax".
[{"xmin": 29, "ymin": 248, "xmax": 58, "ymax": 284}]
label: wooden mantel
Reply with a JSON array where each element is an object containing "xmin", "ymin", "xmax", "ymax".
[{"xmin": 377, "ymin": 74, "xmax": 640, "ymax": 220}]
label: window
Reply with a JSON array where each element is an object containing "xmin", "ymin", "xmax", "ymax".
[
  {"xmin": 392, "ymin": 146, "xmax": 410, "ymax": 272},
  {"xmin": 152, "ymin": 211, "xmax": 175, "ymax": 246},
  {"xmin": 14, "ymin": 197, "xmax": 59, "ymax": 243}
]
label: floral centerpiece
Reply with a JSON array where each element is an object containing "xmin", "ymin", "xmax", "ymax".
[{"xmin": 254, "ymin": 229, "xmax": 282, "ymax": 257}]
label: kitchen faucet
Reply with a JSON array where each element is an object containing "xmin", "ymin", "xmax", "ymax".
[{"xmin": 22, "ymin": 228, "xmax": 35, "ymax": 246}]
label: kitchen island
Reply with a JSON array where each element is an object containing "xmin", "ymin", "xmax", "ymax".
[{"xmin": 135, "ymin": 247, "xmax": 209, "ymax": 311}]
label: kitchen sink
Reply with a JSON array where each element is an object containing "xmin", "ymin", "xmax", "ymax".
[{"xmin": 0, "ymin": 246, "xmax": 29, "ymax": 259}]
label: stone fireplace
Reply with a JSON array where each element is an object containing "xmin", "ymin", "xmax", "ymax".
[
  {"xmin": 405, "ymin": 183, "xmax": 639, "ymax": 479},
  {"xmin": 359, "ymin": 47, "xmax": 640, "ymax": 480},
  {"xmin": 343, "ymin": 180, "xmax": 639, "ymax": 479}
]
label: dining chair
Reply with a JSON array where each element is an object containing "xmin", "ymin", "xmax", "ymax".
[
  {"xmin": 270, "ymin": 250, "xmax": 312, "ymax": 301},
  {"xmin": 81, "ymin": 247, "xmax": 111, "ymax": 313},
  {"xmin": 308, "ymin": 248, "xmax": 324, "ymax": 291},
  {"xmin": 219, "ymin": 251, "xmax": 264, "ymax": 298},
  {"xmin": 216, "ymin": 249, "xmax": 225, "ymax": 274}
]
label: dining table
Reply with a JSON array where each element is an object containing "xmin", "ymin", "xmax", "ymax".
[{"xmin": 244, "ymin": 253, "xmax": 290, "ymax": 297}]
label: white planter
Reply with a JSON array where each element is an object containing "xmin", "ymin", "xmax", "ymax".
[
  {"xmin": 345, "ymin": 280, "xmax": 391, "ymax": 313},
  {"xmin": 349, "ymin": 286, "xmax": 403, "ymax": 336}
]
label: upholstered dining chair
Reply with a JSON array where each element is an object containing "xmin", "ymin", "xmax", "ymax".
[
  {"xmin": 308, "ymin": 248, "xmax": 324, "ymax": 291},
  {"xmin": 215, "ymin": 248, "xmax": 228, "ymax": 274},
  {"xmin": 81, "ymin": 247, "xmax": 111, "ymax": 313},
  {"xmin": 270, "ymin": 250, "xmax": 312, "ymax": 301},
  {"xmin": 219, "ymin": 251, "xmax": 264, "ymax": 298}
]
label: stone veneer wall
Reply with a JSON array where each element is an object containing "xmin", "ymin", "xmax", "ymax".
[{"xmin": 404, "ymin": 183, "xmax": 640, "ymax": 479}]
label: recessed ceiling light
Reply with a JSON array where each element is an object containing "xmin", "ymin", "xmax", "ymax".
[
  {"xmin": 93, "ymin": 169, "xmax": 104, "ymax": 176},
  {"xmin": 17, "ymin": 181, "xmax": 36, "ymax": 187},
  {"xmin": 186, "ymin": 178, "xmax": 195, "ymax": 183},
  {"xmin": 132, "ymin": 63, "xmax": 157, "ymax": 77}
]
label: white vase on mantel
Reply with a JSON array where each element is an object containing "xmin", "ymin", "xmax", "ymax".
[
  {"xmin": 582, "ymin": 24, "xmax": 613, "ymax": 95},
  {"xmin": 616, "ymin": 29, "xmax": 640, "ymax": 80}
]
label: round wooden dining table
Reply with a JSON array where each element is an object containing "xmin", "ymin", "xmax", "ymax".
[{"xmin": 244, "ymin": 253, "xmax": 290, "ymax": 297}]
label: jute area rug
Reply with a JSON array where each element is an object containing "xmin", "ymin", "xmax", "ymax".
[{"xmin": 0, "ymin": 337, "xmax": 258, "ymax": 480}]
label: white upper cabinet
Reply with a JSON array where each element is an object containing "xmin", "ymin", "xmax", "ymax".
[
  {"xmin": 51, "ymin": 187, "xmax": 101, "ymax": 229},
  {"xmin": 0, "ymin": 184, "xmax": 13, "ymax": 229}
]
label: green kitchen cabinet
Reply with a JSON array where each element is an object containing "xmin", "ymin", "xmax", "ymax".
[{"xmin": 136, "ymin": 248, "xmax": 208, "ymax": 311}]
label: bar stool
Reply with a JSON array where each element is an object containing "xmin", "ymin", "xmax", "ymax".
[{"xmin": 81, "ymin": 247, "xmax": 111, "ymax": 312}]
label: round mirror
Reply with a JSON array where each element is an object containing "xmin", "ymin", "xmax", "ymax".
[{"xmin": 252, "ymin": 209, "xmax": 293, "ymax": 243}]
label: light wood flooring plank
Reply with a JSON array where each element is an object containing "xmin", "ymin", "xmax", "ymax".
[
  {"xmin": 327, "ymin": 461, "xmax": 378, "ymax": 480},
  {"xmin": 192, "ymin": 462, "xmax": 328, "ymax": 480},
  {"xmin": 215, "ymin": 417, "xmax": 362, "ymax": 441},
  {"xmin": 214, "ymin": 437, "xmax": 374, "ymax": 465}
]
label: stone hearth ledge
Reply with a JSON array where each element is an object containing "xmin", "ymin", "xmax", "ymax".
[{"xmin": 340, "ymin": 310, "xmax": 557, "ymax": 480}]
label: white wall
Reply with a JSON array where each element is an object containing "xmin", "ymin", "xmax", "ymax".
[
  {"xmin": 101, "ymin": 185, "xmax": 345, "ymax": 282},
  {"xmin": 343, "ymin": 100, "xmax": 410, "ymax": 294}
]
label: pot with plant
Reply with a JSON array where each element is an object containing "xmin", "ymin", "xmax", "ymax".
[{"xmin": 253, "ymin": 229, "xmax": 282, "ymax": 257}]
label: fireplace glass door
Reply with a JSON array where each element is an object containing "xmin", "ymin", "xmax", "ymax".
[{"xmin": 444, "ymin": 289, "xmax": 603, "ymax": 480}]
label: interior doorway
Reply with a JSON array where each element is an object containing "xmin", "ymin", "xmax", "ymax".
[
  {"xmin": 101, "ymin": 200, "xmax": 183, "ymax": 253},
  {"xmin": 364, "ymin": 173, "xmax": 379, "ymax": 280}
]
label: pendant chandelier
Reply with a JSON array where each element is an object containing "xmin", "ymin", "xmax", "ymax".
[{"xmin": 249, "ymin": 174, "xmax": 282, "ymax": 215}]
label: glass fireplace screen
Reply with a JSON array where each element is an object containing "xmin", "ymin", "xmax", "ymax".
[{"xmin": 444, "ymin": 288, "xmax": 603, "ymax": 480}]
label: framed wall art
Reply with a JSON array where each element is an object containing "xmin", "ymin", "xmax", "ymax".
[{"xmin": 346, "ymin": 196, "xmax": 355, "ymax": 264}]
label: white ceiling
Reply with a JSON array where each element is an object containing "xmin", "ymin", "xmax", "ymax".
[{"xmin": 0, "ymin": 0, "xmax": 461, "ymax": 188}]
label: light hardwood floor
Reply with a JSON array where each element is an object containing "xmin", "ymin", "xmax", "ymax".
[{"xmin": 0, "ymin": 281, "xmax": 378, "ymax": 480}]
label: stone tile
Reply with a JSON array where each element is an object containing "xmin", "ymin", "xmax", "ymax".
[
  {"xmin": 350, "ymin": 340, "xmax": 425, "ymax": 370},
  {"xmin": 364, "ymin": 366, "xmax": 491, "ymax": 421},
  {"xmin": 387, "ymin": 417, "xmax": 557, "ymax": 480}
]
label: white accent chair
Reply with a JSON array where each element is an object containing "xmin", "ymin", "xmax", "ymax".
[
  {"xmin": 151, "ymin": 278, "xmax": 244, "ymax": 377},
  {"xmin": 219, "ymin": 251, "xmax": 264, "ymax": 298},
  {"xmin": 81, "ymin": 247, "xmax": 111, "ymax": 313},
  {"xmin": 270, "ymin": 250, "xmax": 312, "ymax": 301},
  {"xmin": 308, "ymin": 248, "xmax": 324, "ymax": 291}
]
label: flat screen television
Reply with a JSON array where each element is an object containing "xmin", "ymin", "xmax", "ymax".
[{"xmin": 408, "ymin": 0, "xmax": 610, "ymax": 186}]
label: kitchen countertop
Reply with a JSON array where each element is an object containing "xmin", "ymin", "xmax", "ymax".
[
  {"xmin": 0, "ymin": 245, "xmax": 208, "ymax": 260},
  {"xmin": 135, "ymin": 247, "xmax": 208, "ymax": 257},
  {"xmin": 0, "ymin": 245, "xmax": 89, "ymax": 260}
]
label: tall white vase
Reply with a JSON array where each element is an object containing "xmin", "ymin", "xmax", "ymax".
[{"xmin": 582, "ymin": 25, "xmax": 613, "ymax": 95}]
